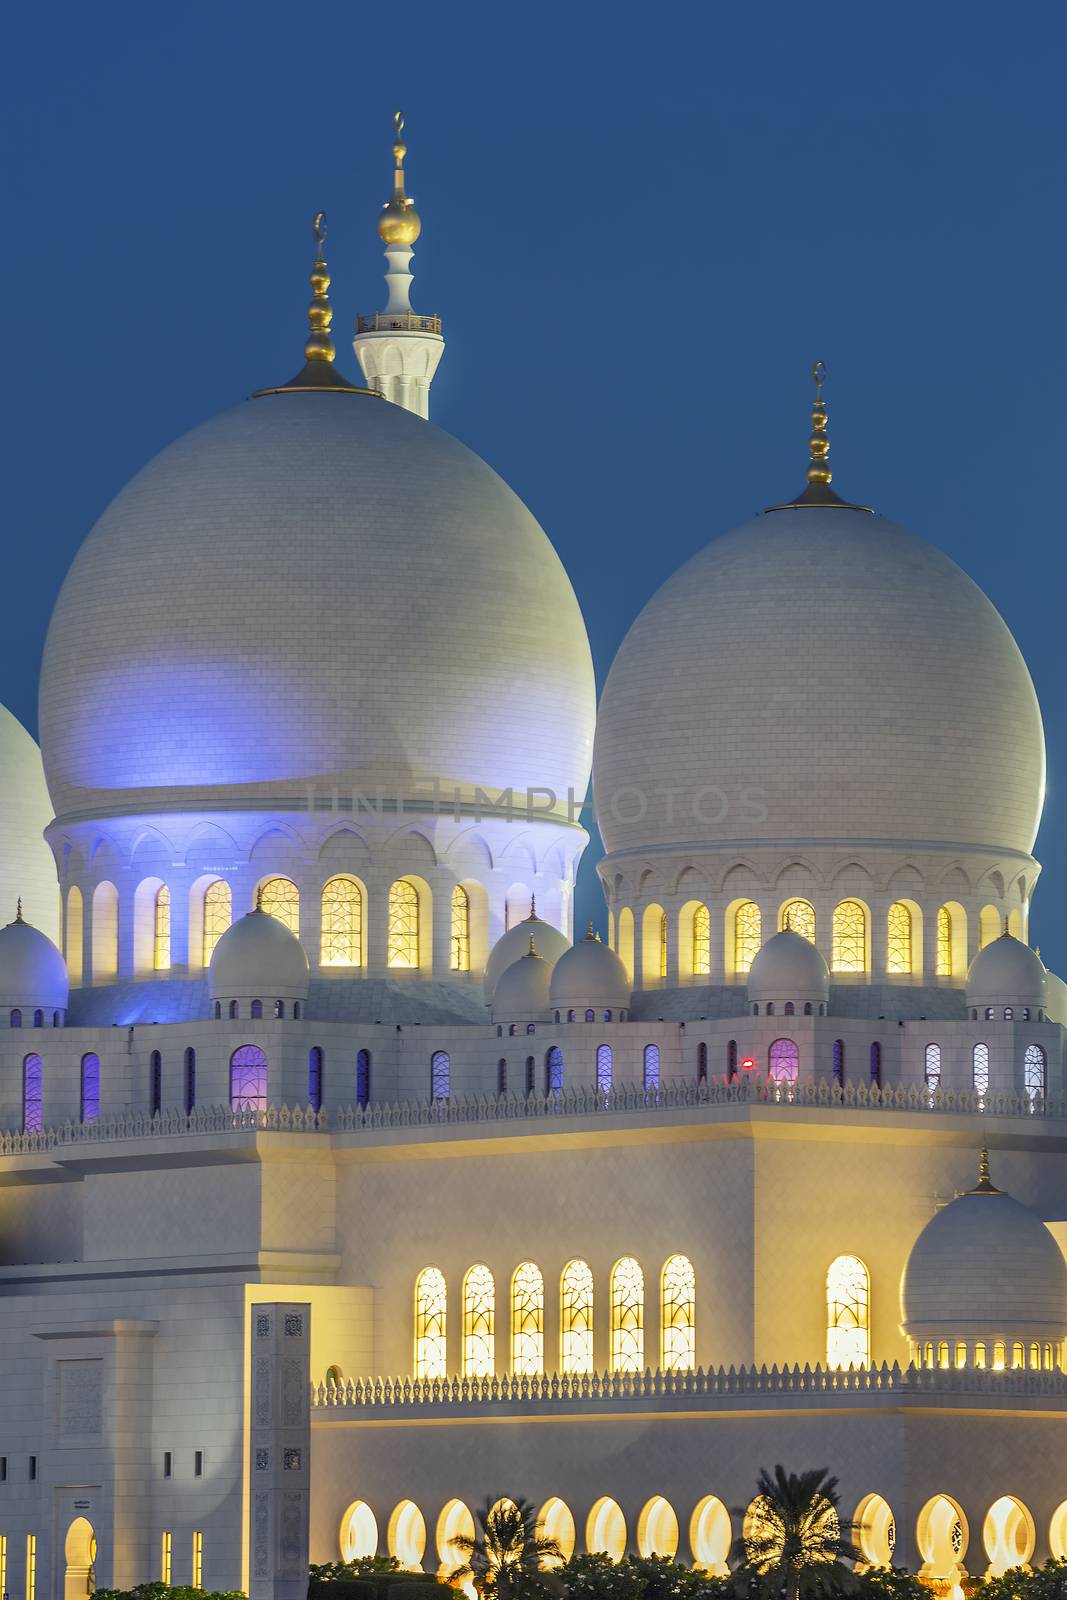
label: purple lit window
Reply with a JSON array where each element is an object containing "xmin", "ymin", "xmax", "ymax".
[
  {"xmin": 80, "ymin": 1053, "xmax": 100, "ymax": 1123},
  {"xmin": 251, "ymin": 1000, "xmax": 263, "ymax": 1020},
  {"xmin": 150, "ymin": 1050, "xmax": 162, "ymax": 1116},
  {"xmin": 643, "ymin": 1044, "xmax": 660, "ymax": 1091},
  {"xmin": 869, "ymin": 1041, "xmax": 881, "ymax": 1087},
  {"xmin": 585, "ymin": 1009, "xmax": 595, "ymax": 1023},
  {"xmin": 832, "ymin": 1040, "xmax": 845, "ymax": 1087},
  {"xmin": 32, "ymin": 1010, "xmax": 42, "ymax": 1028},
  {"xmin": 356, "ymin": 1049, "xmax": 371, "ymax": 1108},
  {"xmin": 768, "ymin": 1038, "xmax": 799, "ymax": 1083},
  {"xmin": 308, "ymin": 1047, "xmax": 323, "ymax": 1111},
  {"xmin": 10, "ymin": 1009, "xmax": 20, "ymax": 1028},
  {"xmin": 430, "ymin": 1051, "xmax": 450, "ymax": 1101},
  {"xmin": 596, "ymin": 1044, "xmax": 613, "ymax": 1093},
  {"xmin": 22, "ymin": 1054, "xmax": 42, "ymax": 1133},
  {"xmin": 497, "ymin": 1058, "xmax": 508, "ymax": 1095},
  {"xmin": 230, "ymin": 1045, "xmax": 268, "ymax": 1112},
  {"xmin": 546, "ymin": 1046, "xmax": 564, "ymax": 1095},
  {"xmin": 184, "ymin": 1048, "xmax": 196, "ymax": 1114}
]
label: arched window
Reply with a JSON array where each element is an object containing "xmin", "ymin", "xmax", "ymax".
[
  {"xmin": 545, "ymin": 1046, "xmax": 564, "ymax": 1095},
  {"xmin": 869, "ymin": 1041, "xmax": 882, "ymax": 1087},
  {"xmin": 10, "ymin": 1009, "xmax": 20, "ymax": 1028},
  {"xmin": 972, "ymin": 1043, "xmax": 989, "ymax": 1098},
  {"xmin": 661, "ymin": 1254, "xmax": 696, "ymax": 1371},
  {"xmin": 308, "ymin": 1047, "xmax": 323, "ymax": 1112},
  {"xmin": 250, "ymin": 999, "xmax": 263, "ymax": 1019},
  {"xmin": 524, "ymin": 1056, "xmax": 535, "ymax": 1095},
  {"xmin": 832, "ymin": 901, "xmax": 867, "ymax": 972},
  {"xmin": 22, "ymin": 1054, "xmax": 42, "ymax": 1133},
  {"xmin": 414, "ymin": 1266, "xmax": 447, "ymax": 1379},
  {"xmin": 497, "ymin": 1058, "xmax": 508, "ymax": 1095},
  {"xmin": 1024, "ymin": 1043, "xmax": 1046, "ymax": 1104},
  {"xmin": 697, "ymin": 1041, "xmax": 708, "ymax": 1084},
  {"xmin": 462, "ymin": 1264, "xmax": 495, "ymax": 1377},
  {"xmin": 936, "ymin": 905, "xmax": 952, "ymax": 976},
  {"xmin": 430, "ymin": 1051, "xmax": 450, "ymax": 1102},
  {"xmin": 32, "ymin": 1009, "xmax": 42, "ymax": 1028},
  {"xmin": 92, "ymin": 880, "xmax": 119, "ymax": 981},
  {"xmin": 560, "ymin": 1258, "xmax": 594, "ymax": 1374},
  {"xmin": 826, "ymin": 1254, "xmax": 870, "ymax": 1369},
  {"xmin": 886, "ymin": 902, "xmax": 912, "ymax": 975},
  {"xmin": 780, "ymin": 899, "xmax": 815, "ymax": 941},
  {"xmin": 154, "ymin": 885, "xmax": 171, "ymax": 971},
  {"xmin": 784, "ymin": 1001, "xmax": 795, "ymax": 1016},
  {"xmin": 658, "ymin": 910, "xmax": 667, "ymax": 978},
  {"xmin": 596, "ymin": 1044, "xmax": 613, "ymax": 1093},
  {"xmin": 203, "ymin": 879, "xmax": 232, "ymax": 965},
  {"xmin": 643, "ymin": 1044, "xmax": 660, "ymax": 1091},
  {"xmin": 768, "ymin": 1038, "xmax": 799, "ymax": 1083},
  {"xmin": 184, "ymin": 1048, "xmax": 196, "ymax": 1115},
  {"xmin": 320, "ymin": 876, "xmax": 363, "ymax": 967},
  {"xmin": 980, "ymin": 904, "xmax": 1001, "ymax": 948},
  {"xmin": 692, "ymin": 903, "xmax": 710, "ymax": 976},
  {"xmin": 387, "ymin": 879, "xmax": 420, "ymax": 969},
  {"xmin": 228, "ymin": 999, "xmax": 238, "ymax": 1019},
  {"xmin": 610, "ymin": 1257, "xmax": 644, "ymax": 1372},
  {"xmin": 65, "ymin": 884, "xmax": 84, "ymax": 985},
  {"xmin": 832, "ymin": 1040, "xmax": 845, "ymax": 1086},
  {"xmin": 259, "ymin": 877, "xmax": 299, "ymax": 935},
  {"xmin": 510, "ymin": 1261, "xmax": 544, "ymax": 1375},
  {"xmin": 585, "ymin": 1009, "xmax": 595, "ymax": 1023},
  {"xmin": 450, "ymin": 886, "xmax": 470, "ymax": 972},
  {"xmin": 924, "ymin": 1043, "xmax": 942, "ymax": 1091},
  {"xmin": 80, "ymin": 1053, "xmax": 100, "ymax": 1123},
  {"xmin": 734, "ymin": 901, "xmax": 761, "ymax": 975},
  {"xmin": 274, "ymin": 1000, "xmax": 285, "ymax": 1019},
  {"xmin": 230, "ymin": 1045, "xmax": 268, "ymax": 1112},
  {"xmin": 356, "ymin": 1049, "xmax": 371, "ymax": 1108},
  {"xmin": 150, "ymin": 1050, "xmax": 162, "ymax": 1116}
]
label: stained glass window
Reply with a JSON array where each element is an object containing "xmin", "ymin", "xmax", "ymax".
[
  {"xmin": 659, "ymin": 911, "xmax": 667, "ymax": 978},
  {"xmin": 320, "ymin": 876, "xmax": 362, "ymax": 967},
  {"xmin": 22, "ymin": 1054, "xmax": 42, "ymax": 1132},
  {"xmin": 826, "ymin": 1255, "xmax": 869, "ymax": 1369},
  {"xmin": 596, "ymin": 1044, "xmax": 613, "ymax": 1094},
  {"xmin": 661, "ymin": 1253, "xmax": 696, "ymax": 1370},
  {"xmin": 692, "ymin": 904, "xmax": 710, "ymax": 975},
  {"xmin": 308, "ymin": 1046, "xmax": 323, "ymax": 1112},
  {"xmin": 230, "ymin": 1044, "xmax": 267, "ymax": 1111},
  {"xmin": 430, "ymin": 1050, "xmax": 450, "ymax": 1101},
  {"xmin": 936, "ymin": 905, "xmax": 952, "ymax": 976},
  {"xmin": 610, "ymin": 1257, "xmax": 644, "ymax": 1372},
  {"xmin": 869, "ymin": 1041, "xmax": 881, "ymax": 1087},
  {"xmin": 462, "ymin": 1263, "xmax": 495, "ymax": 1377},
  {"xmin": 545, "ymin": 1045, "xmax": 564, "ymax": 1095},
  {"xmin": 414, "ymin": 1267, "xmax": 446, "ymax": 1379},
  {"xmin": 886, "ymin": 902, "xmax": 911, "ymax": 975},
  {"xmin": 511, "ymin": 1261, "xmax": 544, "ymax": 1375},
  {"xmin": 643, "ymin": 1044, "xmax": 660, "ymax": 1091},
  {"xmin": 260, "ymin": 877, "xmax": 299, "ymax": 935},
  {"xmin": 734, "ymin": 902, "xmax": 761, "ymax": 974},
  {"xmin": 832, "ymin": 1040, "xmax": 845, "ymax": 1086},
  {"xmin": 768, "ymin": 1038, "xmax": 799, "ymax": 1083},
  {"xmin": 451, "ymin": 885, "xmax": 470, "ymax": 972},
  {"xmin": 779, "ymin": 899, "xmax": 815, "ymax": 941},
  {"xmin": 924, "ymin": 1043, "xmax": 941, "ymax": 1091},
  {"xmin": 561, "ymin": 1258, "xmax": 594, "ymax": 1374},
  {"xmin": 80, "ymin": 1053, "xmax": 100, "ymax": 1123},
  {"xmin": 154, "ymin": 885, "xmax": 171, "ymax": 971},
  {"xmin": 972, "ymin": 1042, "xmax": 989, "ymax": 1098},
  {"xmin": 150, "ymin": 1050, "xmax": 162, "ymax": 1116},
  {"xmin": 356, "ymin": 1048, "xmax": 371, "ymax": 1108},
  {"xmin": 203, "ymin": 879, "xmax": 232, "ymax": 965},
  {"xmin": 184, "ymin": 1048, "xmax": 196, "ymax": 1114},
  {"xmin": 1024, "ymin": 1043, "xmax": 1046, "ymax": 1104},
  {"xmin": 832, "ymin": 901, "xmax": 867, "ymax": 972},
  {"xmin": 524, "ymin": 1056, "xmax": 535, "ymax": 1095},
  {"xmin": 388, "ymin": 879, "xmax": 420, "ymax": 968}
]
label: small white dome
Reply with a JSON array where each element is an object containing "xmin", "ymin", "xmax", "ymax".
[
  {"xmin": 209, "ymin": 907, "xmax": 310, "ymax": 1002},
  {"xmin": 492, "ymin": 940, "xmax": 552, "ymax": 1022},
  {"xmin": 966, "ymin": 932, "xmax": 1047, "ymax": 1010},
  {"xmin": 549, "ymin": 927, "xmax": 630, "ymax": 1013},
  {"xmin": 0, "ymin": 909, "xmax": 69, "ymax": 1011},
  {"xmin": 747, "ymin": 929, "xmax": 829, "ymax": 1005},
  {"xmin": 485, "ymin": 908, "xmax": 570, "ymax": 1000},
  {"xmin": 900, "ymin": 1155, "xmax": 1067, "ymax": 1345},
  {"xmin": 0, "ymin": 706, "xmax": 59, "ymax": 945}
]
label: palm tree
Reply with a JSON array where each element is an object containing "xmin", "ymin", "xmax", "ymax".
[
  {"xmin": 731, "ymin": 1466, "xmax": 861, "ymax": 1600},
  {"xmin": 448, "ymin": 1496, "xmax": 563, "ymax": 1600}
]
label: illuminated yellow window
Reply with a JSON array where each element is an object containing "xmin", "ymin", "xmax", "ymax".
[
  {"xmin": 826, "ymin": 1254, "xmax": 869, "ymax": 1369},
  {"xmin": 659, "ymin": 911, "xmax": 667, "ymax": 978},
  {"xmin": 450, "ymin": 885, "xmax": 470, "ymax": 973},
  {"xmin": 0, "ymin": 1536, "xmax": 6, "ymax": 1600},
  {"xmin": 320, "ymin": 875, "xmax": 363, "ymax": 967},
  {"xmin": 66, "ymin": 885, "xmax": 84, "ymax": 985},
  {"xmin": 779, "ymin": 899, "xmax": 815, "ymax": 941},
  {"xmin": 25, "ymin": 1535, "xmax": 34, "ymax": 1600},
  {"xmin": 955, "ymin": 1342, "xmax": 967, "ymax": 1369},
  {"xmin": 192, "ymin": 1532, "xmax": 202, "ymax": 1589},
  {"xmin": 1012, "ymin": 1341, "xmax": 1024, "ymax": 1370},
  {"xmin": 610, "ymin": 1256, "xmax": 644, "ymax": 1373},
  {"xmin": 203, "ymin": 879, "xmax": 232, "ymax": 965},
  {"xmin": 692, "ymin": 904, "xmax": 710, "ymax": 976},
  {"xmin": 462, "ymin": 1263, "xmax": 495, "ymax": 1377},
  {"xmin": 831, "ymin": 900, "xmax": 867, "ymax": 973},
  {"xmin": 153, "ymin": 885, "xmax": 171, "ymax": 971},
  {"xmin": 161, "ymin": 1532, "xmax": 172, "ymax": 1585},
  {"xmin": 993, "ymin": 1340, "xmax": 1006, "ymax": 1370},
  {"xmin": 260, "ymin": 877, "xmax": 299, "ymax": 935},
  {"xmin": 975, "ymin": 1342, "xmax": 987, "ymax": 1369},
  {"xmin": 886, "ymin": 902, "xmax": 911, "ymax": 975},
  {"xmin": 560, "ymin": 1258, "xmax": 594, "ymax": 1375},
  {"xmin": 937, "ymin": 1341, "xmax": 949, "ymax": 1369},
  {"xmin": 661, "ymin": 1254, "xmax": 696, "ymax": 1371},
  {"xmin": 511, "ymin": 1261, "xmax": 544, "ymax": 1375},
  {"xmin": 388, "ymin": 879, "xmax": 420, "ymax": 969},
  {"xmin": 734, "ymin": 902, "xmax": 761, "ymax": 975},
  {"xmin": 414, "ymin": 1266, "xmax": 447, "ymax": 1379},
  {"xmin": 980, "ymin": 904, "xmax": 1001, "ymax": 949},
  {"xmin": 936, "ymin": 905, "xmax": 952, "ymax": 976}
]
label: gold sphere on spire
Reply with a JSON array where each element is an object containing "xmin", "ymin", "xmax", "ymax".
[{"xmin": 379, "ymin": 110, "xmax": 422, "ymax": 246}]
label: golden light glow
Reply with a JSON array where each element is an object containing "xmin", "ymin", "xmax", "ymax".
[
  {"xmin": 886, "ymin": 901, "xmax": 912, "ymax": 975},
  {"xmin": 1050, "ymin": 1500, "xmax": 1067, "ymax": 1561},
  {"xmin": 610, "ymin": 1256, "xmax": 644, "ymax": 1373},
  {"xmin": 341, "ymin": 1502, "xmax": 379, "ymax": 1561},
  {"xmin": 436, "ymin": 1501, "xmax": 475, "ymax": 1585},
  {"xmin": 832, "ymin": 899, "xmax": 867, "ymax": 972},
  {"xmin": 388, "ymin": 1501, "xmax": 427, "ymax": 1570},
  {"xmin": 638, "ymin": 1497, "xmax": 679, "ymax": 1560},
  {"xmin": 414, "ymin": 1266, "xmax": 447, "ymax": 1379},
  {"xmin": 537, "ymin": 1500, "xmax": 575, "ymax": 1567},
  {"xmin": 511, "ymin": 1261, "xmax": 544, "ymax": 1375},
  {"xmin": 153, "ymin": 884, "xmax": 171, "ymax": 971},
  {"xmin": 690, "ymin": 1498, "xmax": 731, "ymax": 1576},
  {"xmin": 388, "ymin": 878, "xmax": 420, "ymax": 969},
  {"xmin": 161, "ymin": 1532, "xmax": 172, "ymax": 1585},
  {"xmin": 937, "ymin": 905, "xmax": 952, "ymax": 976},
  {"xmin": 560, "ymin": 1258, "xmax": 594, "ymax": 1375},
  {"xmin": 659, "ymin": 911, "xmax": 667, "ymax": 978},
  {"xmin": 320, "ymin": 876, "xmax": 363, "ymax": 967},
  {"xmin": 25, "ymin": 1535, "xmax": 35, "ymax": 1600},
  {"xmin": 450, "ymin": 885, "xmax": 470, "ymax": 972},
  {"xmin": 917, "ymin": 1496, "xmax": 967, "ymax": 1587},
  {"xmin": 692, "ymin": 903, "xmax": 710, "ymax": 976},
  {"xmin": 65, "ymin": 886, "xmax": 83, "ymax": 985},
  {"xmin": 260, "ymin": 876, "xmax": 299, "ymax": 935},
  {"xmin": 979, "ymin": 904, "xmax": 1001, "ymax": 949},
  {"xmin": 661, "ymin": 1254, "xmax": 696, "ymax": 1371},
  {"xmin": 586, "ymin": 1498, "xmax": 626, "ymax": 1562},
  {"xmin": 192, "ymin": 1532, "xmax": 203, "ymax": 1590},
  {"xmin": 734, "ymin": 901, "xmax": 761, "ymax": 975},
  {"xmin": 827, "ymin": 1254, "xmax": 869, "ymax": 1369},
  {"xmin": 780, "ymin": 899, "xmax": 815, "ymax": 941},
  {"xmin": 854, "ymin": 1494, "xmax": 896, "ymax": 1570},
  {"xmin": 462, "ymin": 1263, "xmax": 495, "ymax": 1377},
  {"xmin": 203, "ymin": 879, "xmax": 232, "ymax": 965},
  {"xmin": 617, "ymin": 907, "xmax": 635, "ymax": 981}
]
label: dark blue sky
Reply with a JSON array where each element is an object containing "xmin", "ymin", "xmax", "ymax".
[{"xmin": 3, "ymin": 2, "xmax": 1066, "ymax": 963}]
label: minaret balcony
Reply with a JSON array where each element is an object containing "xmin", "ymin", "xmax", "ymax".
[{"xmin": 356, "ymin": 311, "xmax": 442, "ymax": 335}]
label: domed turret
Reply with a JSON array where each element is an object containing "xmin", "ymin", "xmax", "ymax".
[
  {"xmin": 900, "ymin": 1151, "xmax": 1067, "ymax": 1363},
  {"xmin": 492, "ymin": 937, "xmax": 552, "ymax": 1023},
  {"xmin": 549, "ymin": 924, "xmax": 630, "ymax": 1016},
  {"xmin": 0, "ymin": 903, "xmax": 69, "ymax": 1021},
  {"xmin": 966, "ymin": 930, "xmax": 1047, "ymax": 1014},
  {"xmin": 485, "ymin": 902, "xmax": 571, "ymax": 1001},
  {"xmin": 209, "ymin": 901, "xmax": 310, "ymax": 1009},
  {"xmin": 747, "ymin": 929, "xmax": 829, "ymax": 1011}
]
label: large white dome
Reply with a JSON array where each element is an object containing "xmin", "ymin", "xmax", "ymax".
[
  {"xmin": 40, "ymin": 392, "xmax": 595, "ymax": 821},
  {"xmin": 0, "ymin": 706, "xmax": 58, "ymax": 943},
  {"xmin": 593, "ymin": 506, "xmax": 1044, "ymax": 859}
]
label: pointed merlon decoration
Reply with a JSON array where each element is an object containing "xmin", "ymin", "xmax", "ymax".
[
  {"xmin": 254, "ymin": 212, "xmax": 375, "ymax": 398},
  {"xmin": 766, "ymin": 362, "xmax": 872, "ymax": 512},
  {"xmin": 968, "ymin": 1146, "xmax": 1004, "ymax": 1196}
]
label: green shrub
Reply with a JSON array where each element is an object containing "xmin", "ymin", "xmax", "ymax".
[{"xmin": 95, "ymin": 1587, "xmax": 245, "ymax": 1600}]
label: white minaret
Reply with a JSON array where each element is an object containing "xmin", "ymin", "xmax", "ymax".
[{"xmin": 354, "ymin": 112, "xmax": 444, "ymax": 419}]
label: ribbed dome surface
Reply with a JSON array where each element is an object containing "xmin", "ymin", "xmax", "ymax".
[
  {"xmin": 492, "ymin": 946, "xmax": 552, "ymax": 1021},
  {"xmin": 966, "ymin": 933, "xmax": 1047, "ymax": 1008},
  {"xmin": 549, "ymin": 932, "xmax": 630, "ymax": 1011},
  {"xmin": 209, "ymin": 909, "xmax": 310, "ymax": 1001},
  {"xmin": 40, "ymin": 392, "xmax": 595, "ymax": 822},
  {"xmin": 747, "ymin": 929, "xmax": 829, "ymax": 1003},
  {"xmin": 0, "ymin": 917, "xmax": 68, "ymax": 1010},
  {"xmin": 485, "ymin": 914, "xmax": 570, "ymax": 1000}
]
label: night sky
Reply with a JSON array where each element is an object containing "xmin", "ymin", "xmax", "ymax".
[{"xmin": 3, "ymin": 2, "xmax": 1066, "ymax": 964}]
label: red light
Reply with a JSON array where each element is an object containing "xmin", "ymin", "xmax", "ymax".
[{"xmin": 741, "ymin": 1057, "xmax": 756, "ymax": 1071}]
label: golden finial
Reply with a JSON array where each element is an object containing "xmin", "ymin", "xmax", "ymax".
[
  {"xmin": 586, "ymin": 920, "xmax": 596, "ymax": 940},
  {"xmin": 1003, "ymin": 914, "xmax": 1011, "ymax": 937},
  {"xmin": 767, "ymin": 361, "xmax": 872, "ymax": 513},
  {"xmin": 969, "ymin": 1146, "xmax": 1003, "ymax": 1195},
  {"xmin": 526, "ymin": 895, "xmax": 538, "ymax": 921},
  {"xmin": 527, "ymin": 933, "xmax": 541, "ymax": 958},
  {"xmin": 252, "ymin": 212, "xmax": 373, "ymax": 398},
  {"xmin": 379, "ymin": 109, "xmax": 422, "ymax": 247},
  {"xmin": 14, "ymin": 898, "xmax": 23, "ymax": 924},
  {"xmin": 255, "ymin": 886, "xmax": 264, "ymax": 913}
]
